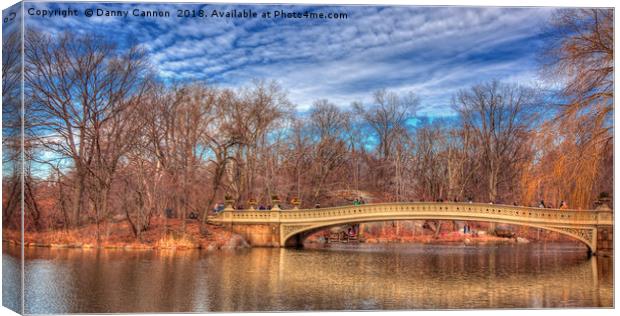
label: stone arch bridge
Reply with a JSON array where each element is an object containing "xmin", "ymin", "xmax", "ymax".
[{"xmin": 208, "ymin": 202, "xmax": 613, "ymax": 255}]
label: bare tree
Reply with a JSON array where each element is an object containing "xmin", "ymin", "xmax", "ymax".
[
  {"xmin": 443, "ymin": 126, "xmax": 477, "ymax": 201},
  {"xmin": 354, "ymin": 90, "xmax": 418, "ymax": 160},
  {"xmin": 307, "ymin": 100, "xmax": 350, "ymax": 203},
  {"xmin": 25, "ymin": 30, "xmax": 150, "ymax": 235},
  {"xmin": 222, "ymin": 80, "xmax": 291, "ymax": 204},
  {"xmin": 413, "ymin": 122, "xmax": 447, "ymax": 201},
  {"xmin": 354, "ymin": 90, "xmax": 418, "ymax": 195},
  {"xmin": 453, "ymin": 80, "xmax": 539, "ymax": 203},
  {"xmin": 2, "ymin": 29, "xmax": 22, "ymax": 230}
]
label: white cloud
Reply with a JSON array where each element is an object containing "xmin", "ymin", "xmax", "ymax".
[{"xmin": 25, "ymin": 4, "xmax": 557, "ymax": 117}]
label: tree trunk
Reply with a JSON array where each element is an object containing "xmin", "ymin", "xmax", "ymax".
[{"xmin": 72, "ymin": 173, "xmax": 86, "ymax": 227}]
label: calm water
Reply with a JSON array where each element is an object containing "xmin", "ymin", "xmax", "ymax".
[{"xmin": 2, "ymin": 242, "xmax": 614, "ymax": 313}]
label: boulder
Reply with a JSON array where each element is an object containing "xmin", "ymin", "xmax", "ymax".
[
  {"xmin": 516, "ymin": 237, "xmax": 530, "ymax": 244},
  {"xmin": 221, "ymin": 234, "xmax": 250, "ymax": 250}
]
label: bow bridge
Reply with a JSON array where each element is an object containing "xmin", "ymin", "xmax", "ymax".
[{"xmin": 208, "ymin": 202, "xmax": 613, "ymax": 255}]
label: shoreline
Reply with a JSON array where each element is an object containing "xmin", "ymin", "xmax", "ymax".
[
  {"xmin": 2, "ymin": 218, "xmax": 250, "ymax": 251},
  {"xmin": 2, "ymin": 233, "xmax": 541, "ymax": 251},
  {"xmin": 3, "ymin": 218, "xmax": 586, "ymax": 252},
  {"xmin": 3, "ymin": 237, "xmax": 582, "ymax": 253}
]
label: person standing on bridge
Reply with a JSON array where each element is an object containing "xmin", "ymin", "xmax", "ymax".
[
  {"xmin": 538, "ymin": 200, "xmax": 546, "ymax": 208},
  {"xmin": 560, "ymin": 201, "xmax": 568, "ymax": 209}
]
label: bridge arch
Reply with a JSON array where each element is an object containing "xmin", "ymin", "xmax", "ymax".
[{"xmin": 281, "ymin": 216, "xmax": 596, "ymax": 252}]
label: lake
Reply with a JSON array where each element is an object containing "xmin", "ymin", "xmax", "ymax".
[{"xmin": 2, "ymin": 242, "xmax": 613, "ymax": 313}]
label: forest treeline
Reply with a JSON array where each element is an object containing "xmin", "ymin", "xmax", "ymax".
[{"xmin": 2, "ymin": 9, "xmax": 613, "ymax": 240}]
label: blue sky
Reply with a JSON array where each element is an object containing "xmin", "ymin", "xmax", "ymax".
[{"xmin": 24, "ymin": 2, "xmax": 557, "ymax": 117}]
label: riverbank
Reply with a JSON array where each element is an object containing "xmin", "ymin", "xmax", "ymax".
[
  {"xmin": 2, "ymin": 218, "xmax": 249, "ymax": 251},
  {"xmin": 4, "ymin": 218, "xmax": 581, "ymax": 251},
  {"xmin": 305, "ymin": 230, "xmax": 532, "ymax": 246},
  {"xmin": 362, "ymin": 232, "xmax": 526, "ymax": 245},
  {"xmin": 4, "ymin": 227, "xmax": 527, "ymax": 251}
]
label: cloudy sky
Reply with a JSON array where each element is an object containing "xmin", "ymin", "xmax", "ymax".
[{"xmin": 24, "ymin": 2, "xmax": 557, "ymax": 117}]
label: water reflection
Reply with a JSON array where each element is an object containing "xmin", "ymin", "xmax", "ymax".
[{"xmin": 2, "ymin": 243, "xmax": 613, "ymax": 313}]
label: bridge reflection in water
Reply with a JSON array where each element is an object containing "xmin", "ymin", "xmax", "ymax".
[{"xmin": 209, "ymin": 202, "xmax": 613, "ymax": 255}]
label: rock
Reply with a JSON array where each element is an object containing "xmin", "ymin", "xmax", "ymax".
[
  {"xmin": 477, "ymin": 231, "xmax": 487, "ymax": 236},
  {"xmin": 516, "ymin": 237, "xmax": 530, "ymax": 244},
  {"xmin": 221, "ymin": 234, "xmax": 250, "ymax": 250},
  {"xmin": 464, "ymin": 238, "xmax": 472, "ymax": 245}
]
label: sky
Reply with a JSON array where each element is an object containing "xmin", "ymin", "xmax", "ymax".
[{"xmin": 21, "ymin": 1, "xmax": 557, "ymax": 117}]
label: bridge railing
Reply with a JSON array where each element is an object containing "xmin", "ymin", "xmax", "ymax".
[{"xmin": 209, "ymin": 202, "xmax": 613, "ymax": 226}]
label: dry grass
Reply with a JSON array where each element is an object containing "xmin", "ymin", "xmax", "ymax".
[
  {"xmin": 2, "ymin": 217, "xmax": 242, "ymax": 251},
  {"xmin": 154, "ymin": 235, "xmax": 198, "ymax": 250}
]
